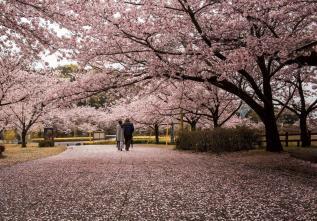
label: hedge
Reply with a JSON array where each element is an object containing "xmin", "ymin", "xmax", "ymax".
[
  {"xmin": 39, "ymin": 140, "xmax": 55, "ymax": 148},
  {"xmin": 176, "ymin": 127, "xmax": 260, "ymax": 153}
]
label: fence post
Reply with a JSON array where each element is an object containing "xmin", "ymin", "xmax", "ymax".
[{"xmin": 285, "ymin": 132, "xmax": 288, "ymax": 147}]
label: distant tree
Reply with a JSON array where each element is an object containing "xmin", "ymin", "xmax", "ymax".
[
  {"xmin": 275, "ymin": 67, "xmax": 317, "ymax": 146},
  {"xmin": 278, "ymin": 112, "xmax": 299, "ymax": 126},
  {"xmin": 57, "ymin": 64, "xmax": 79, "ymax": 79},
  {"xmin": 4, "ymin": 73, "xmax": 63, "ymax": 147}
]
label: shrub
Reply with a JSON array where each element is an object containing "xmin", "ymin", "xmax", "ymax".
[
  {"xmin": 0, "ymin": 145, "xmax": 5, "ymax": 156},
  {"xmin": 176, "ymin": 127, "xmax": 260, "ymax": 153},
  {"xmin": 39, "ymin": 140, "xmax": 55, "ymax": 148}
]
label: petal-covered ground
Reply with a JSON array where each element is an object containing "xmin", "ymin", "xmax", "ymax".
[{"xmin": 0, "ymin": 145, "xmax": 316, "ymax": 220}]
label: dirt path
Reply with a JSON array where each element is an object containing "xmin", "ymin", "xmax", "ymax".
[{"xmin": 0, "ymin": 145, "xmax": 316, "ymax": 220}]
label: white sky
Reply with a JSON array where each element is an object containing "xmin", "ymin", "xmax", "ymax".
[
  {"xmin": 36, "ymin": 22, "xmax": 75, "ymax": 69},
  {"xmin": 37, "ymin": 52, "xmax": 75, "ymax": 69}
]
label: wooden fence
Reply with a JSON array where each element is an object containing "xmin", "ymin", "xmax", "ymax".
[{"xmin": 259, "ymin": 131, "xmax": 317, "ymax": 147}]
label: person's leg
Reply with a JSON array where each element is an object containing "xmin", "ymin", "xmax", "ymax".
[
  {"xmin": 125, "ymin": 138, "xmax": 131, "ymax": 151},
  {"xmin": 116, "ymin": 141, "xmax": 120, "ymax": 150}
]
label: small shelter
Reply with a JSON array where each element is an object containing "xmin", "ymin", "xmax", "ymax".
[
  {"xmin": 93, "ymin": 131, "xmax": 105, "ymax": 140},
  {"xmin": 44, "ymin": 128, "xmax": 54, "ymax": 141}
]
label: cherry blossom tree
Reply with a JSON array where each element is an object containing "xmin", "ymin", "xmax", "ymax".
[
  {"xmin": 0, "ymin": 57, "xmax": 31, "ymax": 107},
  {"xmin": 0, "ymin": 56, "xmax": 38, "ymax": 140},
  {"xmin": 149, "ymin": 87, "xmax": 202, "ymax": 131},
  {"xmin": 0, "ymin": 113, "xmax": 11, "ymax": 136},
  {"xmin": 1, "ymin": 1, "xmax": 317, "ymax": 152},
  {"xmin": 43, "ymin": 106, "xmax": 110, "ymax": 135},
  {"xmin": 107, "ymin": 95, "xmax": 170, "ymax": 144},
  {"xmin": 63, "ymin": 0, "xmax": 317, "ymax": 152},
  {"xmin": 275, "ymin": 67, "xmax": 317, "ymax": 147},
  {"xmin": 3, "ymin": 72, "xmax": 64, "ymax": 147},
  {"xmin": 157, "ymin": 82, "xmax": 242, "ymax": 129},
  {"xmin": 107, "ymin": 80, "xmax": 245, "ymax": 142},
  {"xmin": 0, "ymin": 0, "xmax": 76, "ymax": 57}
]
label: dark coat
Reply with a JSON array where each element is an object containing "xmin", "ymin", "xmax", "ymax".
[{"xmin": 122, "ymin": 122, "xmax": 134, "ymax": 139}]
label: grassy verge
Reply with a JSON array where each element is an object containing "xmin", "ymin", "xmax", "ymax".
[
  {"xmin": 209, "ymin": 146, "xmax": 317, "ymax": 164},
  {"xmin": 0, "ymin": 144, "xmax": 66, "ymax": 168},
  {"xmin": 286, "ymin": 147, "xmax": 317, "ymax": 163},
  {"xmin": 32, "ymin": 137, "xmax": 92, "ymax": 142},
  {"xmin": 133, "ymin": 144, "xmax": 175, "ymax": 149},
  {"xmin": 32, "ymin": 136, "xmax": 172, "ymax": 144},
  {"xmin": 83, "ymin": 140, "xmax": 171, "ymax": 145}
]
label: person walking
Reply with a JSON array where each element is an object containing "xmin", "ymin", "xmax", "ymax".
[
  {"xmin": 122, "ymin": 118, "xmax": 134, "ymax": 151},
  {"xmin": 116, "ymin": 120, "xmax": 124, "ymax": 151}
]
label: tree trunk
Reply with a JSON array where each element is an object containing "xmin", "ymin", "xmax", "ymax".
[
  {"xmin": 299, "ymin": 115, "xmax": 311, "ymax": 147},
  {"xmin": 21, "ymin": 130, "xmax": 27, "ymax": 148},
  {"xmin": 262, "ymin": 112, "xmax": 283, "ymax": 152},
  {"xmin": 213, "ymin": 121, "xmax": 220, "ymax": 129},
  {"xmin": 154, "ymin": 124, "xmax": 159, "ymax": 144},
  {"xmin": 296, "ymin": 73, "xmax": 311, "ymax": 147},
  {"xmin": 259, "ymin": 59, "xmax": 283, "ymax": 152},
  {"xmin": 170, "ymin": 123, "xmax": 175, "ymax": 144},
  {"xmin": 213, "ymin": 118, "xmax": 220, "ymax": 128},
  {"xmin": 190, "ymin": 122, "xmax": 197, "ymax": 131}
]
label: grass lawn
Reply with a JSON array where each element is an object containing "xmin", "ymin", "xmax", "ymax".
[{"xmin": 0, "ymin": 144, "xmax": 66, "ymax": 168}]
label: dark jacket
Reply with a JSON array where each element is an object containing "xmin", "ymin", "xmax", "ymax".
[{"xmin": 122, "ymin": 122, "xmax": 134, "ymax": 138}]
